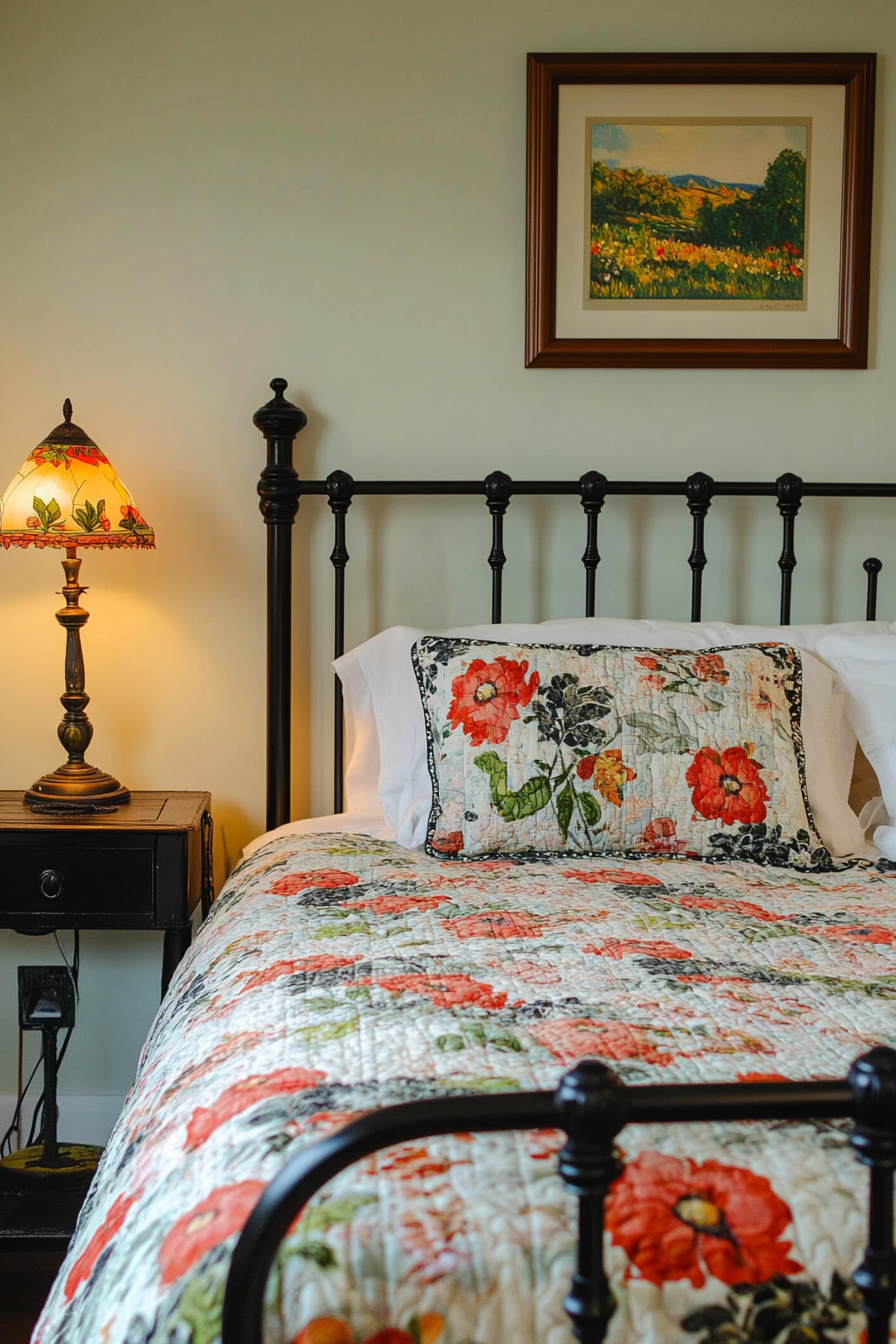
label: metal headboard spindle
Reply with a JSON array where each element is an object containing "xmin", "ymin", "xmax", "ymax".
[
  {"xmin": 485, "ymin": 469, "xmax": 513, "ymax": 622},
  {"xmin": 252, "ymin": 379, "xmax": 890, "ymax": 824},
  {"xmin": 866, "ymin": 556, "xmax": 883, "ymax": 620},
  {"xmin": 327, "ymin": 470, "xmax": 353, "ymax": 816},
  {"xmin": 685, "ymin": 471, "xmax": 714, "ymax": 621},
  {"xmin": 777, "ymin": 472, "xmax": 804, "ymax": 625},
  {"xmin": 579, "ymin": 470, "xmax": 607, "ymax": 618}
]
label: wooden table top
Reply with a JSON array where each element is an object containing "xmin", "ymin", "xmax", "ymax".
[{"xmin": 0, "ymin": 790, "xmax": 210, "ymax": 833}]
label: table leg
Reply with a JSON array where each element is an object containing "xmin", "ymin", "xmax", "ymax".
[{"xmin": 161, "ymin": 923, "xmax": 192, "ymax": 999}]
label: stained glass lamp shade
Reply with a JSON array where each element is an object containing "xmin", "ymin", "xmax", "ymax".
[{"xmin": 0, "ymin": 400, "xmax": 154, "ymax": 808}]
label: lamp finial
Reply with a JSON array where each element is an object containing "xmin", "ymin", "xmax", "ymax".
[
  {"xmin": 269, "ymin": 378, "xmax": 288, "ymax": 401},
  {"xmin": 63, "ymin": 399, "xmax": 73, "ymax": 424}
]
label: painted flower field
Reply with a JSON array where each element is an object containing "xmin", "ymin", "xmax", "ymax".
[
  {"xmin": 589, "ymin": 226, "xmax": 805, "ymax": 302},
  {"xmin": 588, "ymin": 146, "xmax": 807, "ymax": 302}
]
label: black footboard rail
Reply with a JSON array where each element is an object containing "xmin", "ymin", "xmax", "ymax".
[{"xmin": 221, "ymin": 1047, "xmax": 896, "ymax": 1344}]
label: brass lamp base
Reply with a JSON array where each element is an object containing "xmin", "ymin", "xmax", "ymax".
[
  {"xmin": 25, "ymin": 763, "xmax": 130, "ymax": 809},
  {"xmin": 25, "ymin": 546, "xmax": 130, "ymax": 812}
]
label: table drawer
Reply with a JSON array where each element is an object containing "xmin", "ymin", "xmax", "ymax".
[{"xmin": 0, "ymin": 845, "xmax": 154, "ymax": 917}]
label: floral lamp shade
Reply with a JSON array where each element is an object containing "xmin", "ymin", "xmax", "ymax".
[{"xmin": 0, "ymin": 400, "xmax": 154, "ymax": 550}]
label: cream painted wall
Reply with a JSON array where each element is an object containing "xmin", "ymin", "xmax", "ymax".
[{"xmin": 0, "ymin": 0, "xmax": 894, "ymax": 1103}]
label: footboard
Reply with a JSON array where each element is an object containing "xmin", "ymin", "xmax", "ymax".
[{"xmin": 221, "ymin": 1048, "xmax": 896, "ymax": 1344}]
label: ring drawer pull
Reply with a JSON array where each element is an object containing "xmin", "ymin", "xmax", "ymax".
[{"xmin": 39, "ymin": 869, "xmax": 64, "ymax": 900}]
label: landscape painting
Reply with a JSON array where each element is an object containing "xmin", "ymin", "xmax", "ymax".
[{"xmin": 585, "ymin": 118, "xmax": 809, "ymax": 306}]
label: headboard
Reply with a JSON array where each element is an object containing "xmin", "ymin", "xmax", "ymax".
[{"xmin": 253, "ymin": 378, "xmax": 894, "ymax": 833}]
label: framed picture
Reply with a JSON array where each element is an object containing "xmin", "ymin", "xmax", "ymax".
[{"xmin": 525, "ymin": 53, "xmax": 876, "ymax": 368}]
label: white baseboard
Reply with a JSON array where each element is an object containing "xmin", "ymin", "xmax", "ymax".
[{"xmin": 0, "ymin": 1093, "xmax": 125, "ymax": 1149}]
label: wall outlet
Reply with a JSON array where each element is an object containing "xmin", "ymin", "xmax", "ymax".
[{"xmin": 17, "ymin": 966, "xmax": 76, "ymax": 1031}]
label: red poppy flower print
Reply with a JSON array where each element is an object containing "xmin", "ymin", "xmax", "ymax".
[
  {"xmin": 294, "ymin": 1319, "xmax": 445, "ymax": 1344},
  {"xmin": 367, "ymin": 972, "xmax": 509, "ymax": 1010},
  {"xmin": 269, "ymin": 869, "xmax": 359, "ymax": 896},
  {"xmin": 635, "ymin": 656, "xmax": 660, "ymax": 670},
  {"xmin": 605, "ymin": 1151, "xmax": 801, "ymax": 1288},
  {"xmin": 379, "ymin": 1144, "xmax": 453, "ymax": 1181},
  {"xmin": 448, "ymin": 656, "xmax": 539, "ymax": 746},
  {"xmin": 563, "ymin": 867, "xmax": 664, "ymax": 887},
  {"xmin": 813, "ymin": 924, "xmax": 896, "ymax": 946},
  {"xmin": 584, "ymin": 939, "xmax": 691, "ymax": 961},
  {"xmin": 185, "ymin": 1066, "xmax": 326, "ymax": 1150},
  {"xmin": 293, "ymin": 1322, "xmax": 353, "ymax": 1344},
  {"xmin": 350, "ymin": 892, "xmax": 450, "ymax": 915},
  {"xmin": 693, "ymin": 653, "xmax": 729, "ymax": 684},
  {"xmin": 239, "ymin": 954, "xmax": 359, "ymax": 991},
  {"xmin": 677, "ymin": 895, "xmax": 784, "ymax": 924},
  {"xmin": 442, "ymin": 910, "xmax": 543, "ymax": 939},
  {"xmin": 686, "ymin": 746, "xmax": 769, "ymax": 826},
  {"xmin": 576, "ymin": 748, "xmax": 636, "ymax": 805},
  {"xmin": 159, "ymin": 1180, "xmax": 266, "ymax": 1284},
  {"xmin": 529, "ymin": 1018, "xmax": 674, "ymax": 1067},
  {"xmin": 64, "ymin": 1190, "xmax": 141, "ymax": 1298},
  {"xmin": 430, "ymin": 830, "xmax": 464, "ymax": 854},
  {"xmin": 640, "ymin": 818, "xmax": 686, "ymax": 853}
]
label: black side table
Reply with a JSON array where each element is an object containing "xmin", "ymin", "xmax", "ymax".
[
  {"xmin": 0, "ymin": 790, "xmax": 212, "ymax": 1249},
  {"xmin": 0, "ymin": 790, "xmax": 212, "ymax": 998}
]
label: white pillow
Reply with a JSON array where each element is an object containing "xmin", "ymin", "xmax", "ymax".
[
  {"xmin": 336, "ymin": 618, "xmax": 877, "ymax": 855},
  {"xmin": 814, "ymin": 633, "xmax": 896, "ymax": 859}
]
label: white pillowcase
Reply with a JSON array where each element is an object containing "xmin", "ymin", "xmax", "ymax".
[
  {"xmin": 814, "ymin": 633, "xmax": 896, "ymax": 859},
  {"xmin": 335, "ymin": 617, "xmax": 878, "ymax": 855}
]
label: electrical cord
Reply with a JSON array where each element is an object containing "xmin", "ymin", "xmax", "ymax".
[
  {"xmin": 0, "ymin": 1048, "xmax": 44, "ymax": 1158},
  {"xmin": 3, "ymin": 930, "xmax": 81, "ymax": 1153}
]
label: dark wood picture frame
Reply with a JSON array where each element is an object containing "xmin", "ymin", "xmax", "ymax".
[{"xmin": 525, "ymin": 52, "xmax": 876, "ymax": 369}]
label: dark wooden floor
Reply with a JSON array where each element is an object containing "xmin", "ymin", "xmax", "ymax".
[{"xmin": 0, "ymin": 1251, "xmax": 66, "ymax": 1344}]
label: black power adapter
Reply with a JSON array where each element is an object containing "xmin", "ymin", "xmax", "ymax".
[{"xmin": 18, "ymin": 966, "xmax": 76, "ymax": 1032}]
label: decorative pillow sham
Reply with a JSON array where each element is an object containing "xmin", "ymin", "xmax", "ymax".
[
  {"xmin": 413, "ymin": 638, "xmax": 830, "ymax": 866},
  {"xmin": 336, "ymin": 619, "xmax": 870, "ymax": 855}
]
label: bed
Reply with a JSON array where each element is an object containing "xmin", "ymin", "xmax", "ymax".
[{"xmin": 32, "ymin": 380, "xmax": 896, "ymax": 1344}]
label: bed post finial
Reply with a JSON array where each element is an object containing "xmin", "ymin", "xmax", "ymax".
[
  {"xmin": 849, "ymin": 1046, "xmax": 896, "ymax": 1344},
  {"xmin": 556, "ymin": 1060, "xmax": 628, "ymax": 1344},
  {"xmin": 254, "ymin": 378, "xmax": 308, "ymax": 832}
]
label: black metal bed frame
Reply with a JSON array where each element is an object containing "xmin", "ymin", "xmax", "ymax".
[{"xmin": 219, "ymin": 379, "xmax": 896, "ymax": 1344}]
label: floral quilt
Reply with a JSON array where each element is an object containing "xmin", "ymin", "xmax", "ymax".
[{"xmin": 33, "ymin": 831, "xmax": 896, "ymax": 1344}]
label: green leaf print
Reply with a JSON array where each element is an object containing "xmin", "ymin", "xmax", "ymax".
[
  {"xmin": 313, "ymin": 921, "xmax": 369, "ymax": 939},
  {"xmin": 72, "ymin": 497, "xmax": 105, "ymax": 532},
  {"xmin": 474, "ymin": 752, "xmax": 552, "ymax": 821},
  {"xmin": 624, "ymin": 709, "xmax": 698, "ymax": 754},
  {"xmin": 435, "ymin": 1033, "xmax": 466, "ymax": 1051},
  {"xmin": 475, "ymin": 751, "xmax": 509, "ymax": 804},
  {"xmin": 32, "ymin": 496, "xmax": 62, "ymax": 533},
  {"xmin": 556, "ymin": 781, "xmax": 575, "ymax": 844},
  {"xmin": 297, "ymin": 1194, "xmax": 377, "ymax": 1236},
  {"xmin": 498, "ymin": 775, "xmax": 552, "ymax": 821},
  {"xmin": 170, "ymin": 1255, "xmax": 228, "ymax": 1344},
  {"xmin": 576, "ymin": 789, "xmax": 601, "ymax": 828},
  {"xmin": 290, "ymin": 1240, "xmax": 337, "ymax": 1269}
]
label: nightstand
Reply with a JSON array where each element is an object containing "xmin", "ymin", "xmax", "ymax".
[
  {"xmin": 0, "ymin": 791, "xmax": 212, "ymax": 1249},
  {"xmin": 0, "ymin": 791, "xmax": 212, "ymax": 999}
]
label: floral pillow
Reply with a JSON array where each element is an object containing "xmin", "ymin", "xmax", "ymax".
[{"xmin": 412, "ymin": 638, "xmax": 830, "ymax": 866}]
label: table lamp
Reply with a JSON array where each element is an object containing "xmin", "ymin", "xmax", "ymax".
[{"xmin": 0, "ymin": 399, "xmax": 154, "ymax": 810}]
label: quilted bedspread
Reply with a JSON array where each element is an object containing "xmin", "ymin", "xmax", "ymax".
[{"xmin": 33, "ymin": 831, "xmax": 896, "ymax": 1344}]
